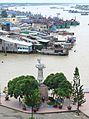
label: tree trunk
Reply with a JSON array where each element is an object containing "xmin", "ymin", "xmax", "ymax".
[
  {"xmin": 77, "ymin": 102, "xmax": 80, "ymax": 115},
  {"xmin": 52, "ymin": 90, "xmax": 55, "ymax": 99},
  {"xmin": 31, "ymin": 106, "xmax": 34, "ymax": 118},
  {"xmin": 77, "ymin": 87, "xmax": 80, "ymax": 116}
]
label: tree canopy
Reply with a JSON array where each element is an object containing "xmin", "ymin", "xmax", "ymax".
[
  {"xmin": 44, "ymin": 73, "xmax": 67, "ymax": 89},
  {"xmin": 73, "ymin": 67, "xmax": 85, "ymax": 106},
  {"xmin": 44, "ymin": 72, "xmax": 72, "ymax": 98},
  {"xmin": 8, "ymin": 75, "xmax": 40, "ymax": 118},
  {"xmin": 8, "ymin": 75, "xmax": 39, "ymax": 98},
  {"xmin": 55, "ymin": 80, "xmax": 72, "ymax": 97}
]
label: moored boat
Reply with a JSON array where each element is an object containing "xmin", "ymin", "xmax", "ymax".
[
  {"xmin": 37, "ymin": 49, "xmax": 69, "ymax": 56},
  {"xmin": 58, "ymin": 30, "xmax": 74, "ymax": 36}
]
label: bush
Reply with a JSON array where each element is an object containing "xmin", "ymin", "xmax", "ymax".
[
  {"xmin": 48, "ymin": 97, "xmax": 55, "ymax": 102},
  {"xmin": 47, "ymin": 101, "xmax": 55, "ymax": 105}
]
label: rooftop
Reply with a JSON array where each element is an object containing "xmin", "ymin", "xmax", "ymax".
[{"xmin": 0, "ymin": 36, "xmax": 32, "ymax": 46}]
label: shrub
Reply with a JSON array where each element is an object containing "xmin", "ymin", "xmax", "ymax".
[
  {"xmin": 47, "ymin": 101, "xmax": 55, "ymax": 105},
  {"xmin": 48, "ymin": 97, "xmax": 55, "ymax": 102}
]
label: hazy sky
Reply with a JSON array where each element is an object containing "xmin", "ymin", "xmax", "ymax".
[{"xmin": 0, "ymin": 0, "xmax": 89, "ymax": 3}]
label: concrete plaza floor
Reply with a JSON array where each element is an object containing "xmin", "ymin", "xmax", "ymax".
[
  {"xmin": 80, "ymin": 93, "xmax": 89, "ymax": 117},
  {"xmin": 0, "ymin": 93, "xmax": 89, "ymax": 119},
  {"xmin": 0, "ymin": 105, "xmax": 89, "ymax": 119},
  {"xmin": 1, "ymin": 95, "xmax": 77, "ymax": 114}
]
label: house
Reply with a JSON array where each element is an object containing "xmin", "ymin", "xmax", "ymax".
[{"xmin": 0, "ymin": 36, "xmax": 33, "ymax": 53}]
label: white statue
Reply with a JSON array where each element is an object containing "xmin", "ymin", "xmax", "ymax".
[{"xmin": 36, "ymin": 59, "xmax": 45, "ymax": 83}]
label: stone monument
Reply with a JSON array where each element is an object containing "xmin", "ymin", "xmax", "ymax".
[
  {"xmin": 35, "ymin": 59, "xmax": 45, "ymax": 84},
  {"xmin": 35, "ymin": 59, "xmax": 48, "ymax": 101}
]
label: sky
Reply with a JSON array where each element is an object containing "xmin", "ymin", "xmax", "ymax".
[{"xmin": 0, "ymin": 0, "xmax": 89, "ymax": 3}]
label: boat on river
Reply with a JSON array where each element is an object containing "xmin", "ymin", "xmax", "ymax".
[
  {"xmin": 37, "ymin": 49, "xmax": 69, "ymax": 56},
  {"xmin": 58, "ymin": 30, "xmax": 74, "ymax": 36},
  {"xmin": 37, "ymin": 42, "xmax": 69, "ymax": 56},
  {"xmin": 81, "ymin": 12, "xmax": 88, "ymax": 15}
]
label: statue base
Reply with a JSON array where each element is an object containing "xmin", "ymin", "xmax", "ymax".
[{"xmin": 39, "ymin": 83, "xmax": 48, "ymax": 101}]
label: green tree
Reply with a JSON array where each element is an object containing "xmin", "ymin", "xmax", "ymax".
[
  {"xmin": 25, "ymin": 89, "xmax": 40, "ymax": 118},
  {"xmin": 1, "ymin": 10, "xmax": 8, "ymax": 18},
  {"xmin": 44, "ymin": 72, "xmax": 72, "ymax": 98},
  {"xmin": 44, "ymin": 73, "xmax": 67, "ymax": 90},
  {"xmin": 8, "ymin": 75, "xmax": 26, "ymax": 97},
  {"xmin": 44, "ymin": 73, "xmax": 54, "ymax": 90},
  {"xmin": 73, "ymin": 67, "xmax": 85, "ymax": 115},
  {"xmin": 55, "ymin": 80, "xmax": 72, "ymax": 98},
  {"xmin": 8, "ymin": 75, "xmax": 39, "ymax": 98},
  {"xmin": 7, "ymin": 75, "xmax": 40, "ymax": 118}
]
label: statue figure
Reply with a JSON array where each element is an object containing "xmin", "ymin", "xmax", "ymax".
[{"xmin": 35, "ymin": 59, "xmax": 45, "ymax": 84}]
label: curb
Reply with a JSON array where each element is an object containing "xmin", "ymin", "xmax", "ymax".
[
  {"xmin": 0, "ymin": 104, "xmax": 76, "ymax": 114},
  {"xmin": 80, "ymin": 110, "xmax": 89, "ymax": 118}
]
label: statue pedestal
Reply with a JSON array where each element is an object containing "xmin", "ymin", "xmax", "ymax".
[{"xmin": 39, "ymin": 84, "xmax": 48, "ymax": 101}]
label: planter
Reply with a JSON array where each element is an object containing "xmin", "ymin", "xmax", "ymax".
[
  {"xmin": 5, "ymin": 96, "xmax": 9, "ymax": 101},
  {"xmin": 59, "ymin": 105, "xmax": 63, "ymax": 109},
  {"xmin": 33, "ymin": 108, "xmax": 37, "ymax": 113},
  {"xmin": 58, "ymin": 103, "xmax": 63, "ymax": 109},
  {"xmin": 23, "ymin": 107, "xmax": 26, "ymax": 110},
  {"xmin": 22, "ymin": 105, "xmax": 26, "ymax": 110},
  {"xmin": 67, "ymin": 106, "xmax": 72, "ymax": 110},
  {"xmin": 53, "ymin": 104, "xmax": 58, "ymax": 108},
  {"xmin": 36, "ymin": 107, "xmax": 39, "ymax": 111}
]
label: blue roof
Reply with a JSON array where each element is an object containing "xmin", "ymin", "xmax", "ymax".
[{"xmin": 4, "ymin": 21, "xmax": 12, "ymax": 26}]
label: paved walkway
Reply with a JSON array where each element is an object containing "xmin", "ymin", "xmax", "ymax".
[
  {"xmin": 0, "ymin": 106, "xmax": 89, "ymax": 119},
  {"xmin": 80, "ymin": 93, "xmax": 89, "ymax": 117},
  {"xmin": 0, "ymin": 93, "xmax": 89, "ymax": 117},
  {"xmin": 1, "ymin": 95, "xmax": 76, "ymax": 114}
]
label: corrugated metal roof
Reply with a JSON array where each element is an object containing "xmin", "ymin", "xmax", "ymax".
[{"xmin": 0, "ymin": 36, "xmax": 32, "ymax": 46}]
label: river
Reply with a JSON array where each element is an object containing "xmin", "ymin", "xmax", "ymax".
[{"xmin": 0, "ymin": 4, "xmax": 89, "ymax": 92}]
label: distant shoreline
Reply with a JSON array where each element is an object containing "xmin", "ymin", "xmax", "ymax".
[{"xmin": 0, "ymin": 3, "xmax": 89, "ymax": 5}]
